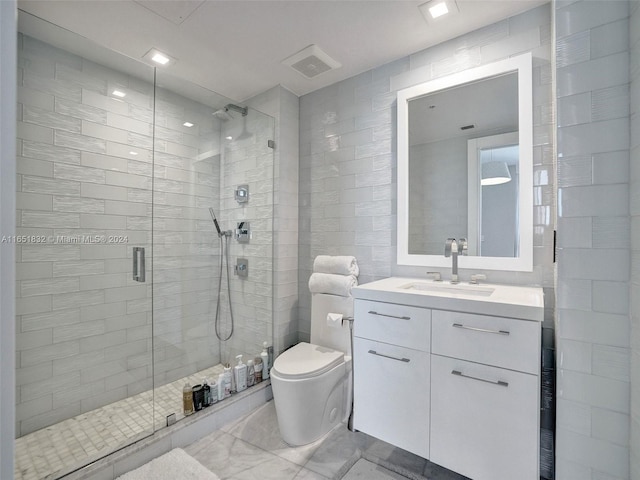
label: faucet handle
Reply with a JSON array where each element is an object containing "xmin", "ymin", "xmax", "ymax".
[
  {"xmin": 470, "ymin": 274, "xmax": 486, "ymax": 285},
  {"xmin": 444, "ymin": 238, "xmax": 456, "ymax": 257},
  {"xmin": 426, "ymin": 272, "xmax": 442, "ymax": 282},
  {"xmin": 458, "ymin": 238, "xmax": 468, "ymax": 256}
]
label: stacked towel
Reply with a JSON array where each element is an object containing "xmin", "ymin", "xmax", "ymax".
[
  {"xmin": 309, "ymin": 272, "xmax": 358, "ymax": 297},
  {"xmin": 309, "ymin": 255, "xmax": 359, "ymax": 297},
  {"xmin": 313, "ymin": 255, "xmax": 360, "ymax": 277}
]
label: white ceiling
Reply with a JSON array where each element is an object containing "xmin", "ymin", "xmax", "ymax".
[{"xmin": 17, "ymin": 0, "xmax": 547, "ymax": 103}]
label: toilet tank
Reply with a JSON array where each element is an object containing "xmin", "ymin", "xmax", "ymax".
[{"xmin": 310, "ymin": 293, "xmax": 353, "ymax": 355}]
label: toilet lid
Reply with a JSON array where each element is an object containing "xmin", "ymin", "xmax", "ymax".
[{"xmin": 272, "ymin": 342, "xmax": 344, "ymax": 379}]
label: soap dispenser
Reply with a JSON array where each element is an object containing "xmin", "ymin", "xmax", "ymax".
[
  {"xmin": 261, "ymin": 342, "xmax": 270, "ymax": 380},
  {"xmin": 234, "ymin": 355, "xmax": 247, "ymax": 392}
]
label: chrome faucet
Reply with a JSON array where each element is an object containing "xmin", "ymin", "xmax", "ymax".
[{"xmin": 444, "ymin": 238, "xmax": 467, "ymax": 284}]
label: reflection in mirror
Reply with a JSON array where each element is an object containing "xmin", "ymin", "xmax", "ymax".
[
  {"xmin": 467, "ymin": 132, "xmax": 519, "ymax": 258},
  {"xmin": 397, "ymin": 53, "xmax": 533, "ymax": 272}
]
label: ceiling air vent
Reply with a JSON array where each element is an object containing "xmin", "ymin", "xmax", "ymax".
[{"xmin": 283, "ymin": 45, "xmax": 341, "ymax": 79}]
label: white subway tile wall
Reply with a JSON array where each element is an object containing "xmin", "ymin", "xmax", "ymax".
[
  {"xmin": 556, "ymin": 1, "xmax": 632, "ymax": 480},
  {"xmin": 630, "ymin": 1, "xmax": 640, "ymax": 479},
  {"xmin": 15, "ymin": 35, "xmax": 276, "ymax": 440},
  {"xmin": 298, "ymin": 4, "xmax": 555, "ymax": 339}
]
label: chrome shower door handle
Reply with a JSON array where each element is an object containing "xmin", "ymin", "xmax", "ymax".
[{"xmin": 133, "ymin": 247, "xmax": 145, "ymax": 282}]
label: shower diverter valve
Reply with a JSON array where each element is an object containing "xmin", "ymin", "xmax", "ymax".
[{"xmin": 235, "ymin": 258, "xmax": 249, "ymax": 277}]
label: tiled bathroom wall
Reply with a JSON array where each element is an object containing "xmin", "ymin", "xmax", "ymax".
[
  {"xmin": 246, "ymin": 86, "xmax": 300, "ymax": 356},
  {"xmin": 555, "ymin": 1, "xmax": 632, "ymax": 478},
  {"xmin": 630, "ymin": 3, "xmax": 640, "ymax": 479},
  {"xmin": 15, "ymin": 35, "xmax": 229, "ymax": 436},
  {"xmin": 298, "ymin": 3, "xmax": 555, "ymax": 338}
]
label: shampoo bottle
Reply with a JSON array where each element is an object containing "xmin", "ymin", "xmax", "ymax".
[
  {"xmin": 203, "ymin": 378, "xmax": 211, "ymax": 407},
  {"xmin": 183, "ymin": 383, "xmax": 194, "ymax": 416},
  {"xmin": 210, "ymin": 378, "xmax": 218, "ymax": 404},
  {"xmin": 223, "ymin": 365, "xmax": 232, "ymax": 398},
  {"xmin": 217, "ymin": 373, "xmax": 225, "ymax": 401},
  {"xmin": 254, "ymin": 357, "xmax": 263, "ymax": 383},
  {"xmin": 261, "ymin": 342, "xmax": 270, "ymax": 380},
  {"xmin": 246, "ymin": 359, "xmax": 255, "ymax": 387},
  {"xmin": 234, "ymin": 355, "xmax": 247, "ymax": 392}
]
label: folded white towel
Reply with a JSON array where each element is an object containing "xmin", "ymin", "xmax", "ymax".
[
  {"xmin": 308, "ymin": 272, "xmax": 358, "ymax": 297},
  {"xmin": 313, "ymin": 255, "xmax": 359, "ymax": 276}
]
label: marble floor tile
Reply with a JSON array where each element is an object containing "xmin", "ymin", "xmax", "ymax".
[
  {"xmin": 342, "ymin": 459, "xmax": 409, "ymax": 480},
  {"xmin": 302, "ymin": 425, "xmax": 369, "ymax": 479},
  {"xmin": 292, "ymin": 468, "xmax": 332, "ymax": 480},
  {"xmin": 362, "ymin": 438, "xmax": 427, "ymax": 479},
  {"xmin": 222, "ymin": 400, "xmax": 324, "ymax": 466}
]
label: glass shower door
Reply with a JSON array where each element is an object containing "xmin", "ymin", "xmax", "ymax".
[
  {"xmin": 15, "ymin": 12, "xmax": 156, "ymax": 479},
  {"xmin": 151, "ymin": 70, "xmax": 275, "ymax": 425}
]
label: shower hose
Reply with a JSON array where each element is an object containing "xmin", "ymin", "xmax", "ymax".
[{"xmin": 215, "ymin": 232, "xmax": 234, "ymax": 341}]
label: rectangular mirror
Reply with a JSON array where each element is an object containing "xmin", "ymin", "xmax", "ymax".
[{"xmin": 397, "ymin": 53, "xmax": 533, "ymax": 272}]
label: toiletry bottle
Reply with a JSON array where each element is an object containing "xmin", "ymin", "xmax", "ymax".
[
  {"xmin": 210, "ymin": 378, "xmax": 218, "ymax": 404},
  {"xmin": 234, "ymin": 355, "xmax": 247, "ymax": 392},
  {"xmin": 254, "ymin": 357, "xmax": 263, "ymax": 383},
  {"xmin": 203, "ymin": 378, "xmax": 211, "ymax": 407},
  {"xmin": 217, "ymin": 373, "xmax": 225, "ymax": 401},
  {"xmin": 183, "ymin": 383, "xmax": 194, "ymax": 416},
  {"xmin": 192, "ymin": 384, "xmax": 204, "ymax": 411},
  {"xmin": 246, "ymin": 359, "xmax": 255, "ymax": 387},
  {"xmin": 261, "ymin": 342, "xmax": 270, "ymax": 380},
  {"xmin": 223, "ymin": 365, "xmax": 232, "ymax": 397}
]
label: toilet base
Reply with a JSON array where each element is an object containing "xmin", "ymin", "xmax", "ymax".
[{"xmin": 271, "ymin": 360, "xmax": 352, "ymax": 446}]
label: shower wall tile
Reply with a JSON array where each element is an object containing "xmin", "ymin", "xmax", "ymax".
[
  {"xmin": 631, "ymin": 4, "xmax": 640, "ymax": 480},
  {"xmin": 556, "ymin": 1, "xmax": 631, "ymax": 478},
  {"xmin": 22, "ymin": 140, "xmax": 81, "ymax": 165}
]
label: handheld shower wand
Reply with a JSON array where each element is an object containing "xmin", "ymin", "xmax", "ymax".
[{"xmin": 209, "ymin": 207, "xmax": 222, "ymax": 237}]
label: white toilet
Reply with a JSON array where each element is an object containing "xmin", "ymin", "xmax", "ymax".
[{"xmin": 270, "ymin": 293, "xmax": 353, "ymax": 446}]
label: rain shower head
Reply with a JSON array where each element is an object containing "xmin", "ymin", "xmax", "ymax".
[{"xmin": 213, "ymin": 103, "xmax": 248, "ymax": 120}]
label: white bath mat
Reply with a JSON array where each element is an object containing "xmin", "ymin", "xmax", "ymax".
[{"xmin": 116, "ymin": 448, "xmax": 219, "ymax": 480}]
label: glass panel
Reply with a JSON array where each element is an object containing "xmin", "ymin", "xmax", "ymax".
[
  {"xmin": 152, "ymin": 71, "xmax": 274, "ymax": 424},
  {"xmin": 15, "ymin": 12, "xmax": 155, "ymax": 479}
]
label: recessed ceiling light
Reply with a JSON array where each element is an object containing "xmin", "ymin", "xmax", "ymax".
[
  {"xmin": 226, "ymin": 136, "xmax": 233, "ymax": 140},
  {"xmin": 152, "ymin": 52, "xmax": 170, "ymax": 65},
  {"xmin": 419, "ymin": 0, "xmax": 459, "ymax": 22},
  {"xmin": 429, "ymin": 2, "xmax": 448, "ymax": 18},
  {"xmin": 129, "ymin": 151, "xmax": 138, "ymax": 156},
  {"xmin": 112, "ymin": 90, "xmax": 126, "ymax": 98},
  {"xmin": 183, "ymin": 122, "xmax": 194, "ymax": 128},
  {"xmin": 143, "ymin": 48, "xmax": 176, "ymax": 67}
]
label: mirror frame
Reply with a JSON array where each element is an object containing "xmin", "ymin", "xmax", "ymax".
[{"xmin": 397, "ymin": 52, "xmax": 533, "ymax": 272}]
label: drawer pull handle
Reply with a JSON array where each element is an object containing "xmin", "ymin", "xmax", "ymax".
[
  {"xmin": 452, "ymin": 323, "xmax": 509, "ymax": 335},
  {"xmin": 451, "ymin": 370, "xmax": 508, "ymax": 387},
  {"xmin": 368, "ymin": 349, "xmax": 410, "ymax": 363},
  {"xmin": 368, "ymin": 311, "xmax": 411, "ymax": 320}
]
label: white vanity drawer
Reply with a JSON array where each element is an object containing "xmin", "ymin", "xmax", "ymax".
[
  {"xmin": 431, "ymin": 310, "xmax": 540, "ymax": 374},
  {"xmin": 354, "ymin": 299, "xmax": 431, "ymax": 352},
  {"xmin": 353, "ymin": 337, "xmax": 430, "ymax": 459},
  {"xmin": 430, "ymin": 355, "xmax": 539, "ymax": 480}
]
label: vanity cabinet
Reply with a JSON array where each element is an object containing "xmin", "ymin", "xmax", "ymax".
[
  {"xmin": 353, "ymin": 299, "xmax": 431, "ymax": 458},
  {"xmin": 352, "ymin": 279, "xmax": 543, "ymax": 480},
  {"xmin": 430, "ymin": 311, "xmax": 540, "ymax": 480}
]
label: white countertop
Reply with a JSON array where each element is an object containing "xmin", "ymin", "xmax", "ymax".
[{"xmin": 352, "ymin": 277, "xmax": 544, "ymax": 322}]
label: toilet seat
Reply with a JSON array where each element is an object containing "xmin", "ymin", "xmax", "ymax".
[{"xmin": 272, "ymin": 342, "xmax": 344, "ymax": 380}]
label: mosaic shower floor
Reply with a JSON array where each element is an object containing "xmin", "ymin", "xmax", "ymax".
[{"xmin": 15, "ymin": 363, "xmax": 231, "ymax": 480}]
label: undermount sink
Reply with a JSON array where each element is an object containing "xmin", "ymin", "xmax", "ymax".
[{"xmin": 399, "ymin": 281, "xmax": 495, "ymax": 297}]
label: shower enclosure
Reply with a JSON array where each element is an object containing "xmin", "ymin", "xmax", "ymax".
[{"xmin": 15, "ymin": 12, "xmax": 274, "ymax": 480}]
